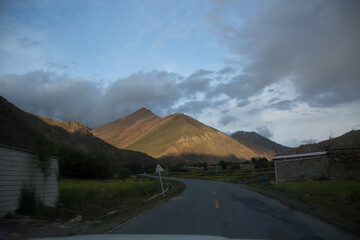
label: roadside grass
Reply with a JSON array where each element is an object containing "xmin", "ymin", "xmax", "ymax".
[
  {"xmin": 248, "ymin": 180, "xmax": 360, "ymax": 230},
  {"xmin": 36, "ymin": 177, "xmax": 185, "ymax": 223},
  {"xmin": 169, "ymin": 168, "xmax": 275, "ymax": 182},
  {"xmin": 169, "ymin": 168, "xmax": 360, "ymax": 232}
]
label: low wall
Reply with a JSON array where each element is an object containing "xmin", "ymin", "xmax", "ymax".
[
  {"xmin": 275, "ymin": 156, "xmax": 329, "ymax": 182},
  {"xmin": 0, "ymin": 145, "xmax": 59, "ymax": 217},
  {"xmin": 327, "ymin": 148, "xmax": 360, "ymax": 180}
]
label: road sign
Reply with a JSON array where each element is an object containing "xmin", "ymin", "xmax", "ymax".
[
  {"xmin": 155, "ymin": 164, "xmax": 164, "ymax": 174},
  {"xmin": 155, "ymin": 164, "xmax": 165, "ymax": 196}
]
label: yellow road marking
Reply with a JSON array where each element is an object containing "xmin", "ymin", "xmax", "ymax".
[{"xmin": 215, "ymin": 200, "xmax": 219, "ymax": 209}]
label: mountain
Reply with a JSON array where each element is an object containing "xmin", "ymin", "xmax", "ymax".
[
  {"xmin": 92, "ymin": 108, "xmax": 162, "ymax": 148},
  {"xmin": 0, "ymin": 96, "xmax": 155, "ymax": 166},
  {"xmin": 93, "ymin": 109, "xmax": 274, "ymax": 164},
  {"xmin": 292, "ymin": 130, "xmax": 360, "ymax": 153},
  {"xmin": 231, "ymin": 131, "xmax": 291, "ymax": 154}
]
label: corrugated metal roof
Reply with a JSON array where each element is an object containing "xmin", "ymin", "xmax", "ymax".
[{"xmin": 273, "ymin": 151, "xmax": 326, "ymax": 160}]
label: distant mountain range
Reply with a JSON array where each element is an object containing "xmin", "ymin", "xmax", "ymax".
[
  {"xmin": 92, "ymin": 109, "xmax": 275, "ymax": 164},
  {"xmin": 1, "ymin": 96, "xmax": 297, "ymax": 165},
  {"xmin": 292, "ymin": 130, "xmax": 360, "ymax": 153},
  {"xmin": 231, "ymin": 131, "xmax": 291, "ymax": 154},
  {"xmin": 0, "ymin": 96, "xmax": 155, "ymax": 166}
]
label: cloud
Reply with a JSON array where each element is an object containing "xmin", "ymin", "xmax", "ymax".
[
  {"xmin": 255, "ymin": 126, "xmax": 273, "ymax": 138},
  {"xmin": 208, "ymin": 0, "xmax": 360, "ymax": 108},
  {"xmin": 99, "ymin": 71, "xmax": 182, "ymax": 123},
  {"xmin": 217, "ymin": 67, "xmax": 236, "ymax": 75},
  {"xmin": 179, "ymin": 69, "xmax": 213, "ymax": 93},
  {"xmin": 219, "ymin": 114, "xmax": 238, "ymax": 126},
  {"xmin": 268, "ymin": 100, "xmax": 297, "ymax": 111},
  {"xmin": 0, "ymin": 69, "xmax": 224, "ymax": 127},
  {"xmin": 172, "ymin": 98, "xmax": 229, "ymax": 116},
  {"xmin": 300, "ymin": 139, "xmax": 318, "ymax": 145},
  {"xmin": 0, "ymin": 71, "xmax": 102, "ymax": 126}
]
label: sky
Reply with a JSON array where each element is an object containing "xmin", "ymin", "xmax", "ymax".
[{"xmin": 0, "ymin": 0, "xmax": 359, "ymax": 147}]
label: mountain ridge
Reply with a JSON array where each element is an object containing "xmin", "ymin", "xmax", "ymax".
[
  {"xmin": 93, "ymin": 110, "xmax": 274, "ymax": 164},
  {"xmin": 0, "ymin": 96, "xmax": 155, "ymax": 166},
  {"xmin": 292, "ymin": 130, "xmax": 360, "ymax": 153},
  {"xmin": 231, "ymin": 131, "xmax": 291, "ymax": 154}
]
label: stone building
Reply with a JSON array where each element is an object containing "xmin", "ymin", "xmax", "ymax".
[{"xmin": 274, "ymin": 148, "xmax": 360, "ymax": 182}]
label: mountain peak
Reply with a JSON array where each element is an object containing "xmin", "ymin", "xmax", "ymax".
[
  {"xmin": 37, "ymin": 116, "xmax": 91, "ymax": 133},
  {"xmin": 129, "ymin": 108, "xmax": 158, "ymax": 118},
  {"xmin": 231, "ymin": 130, "xmax": 291, "ymax": 154}
]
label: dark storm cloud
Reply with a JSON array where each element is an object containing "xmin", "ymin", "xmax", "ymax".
[
  {"xmin": 256, "ymin": 126, "xmax": 273, "ymax": 138},
  {"xmin": 209, "ymin": 0, "xmax": 360, "ymax": 107}
]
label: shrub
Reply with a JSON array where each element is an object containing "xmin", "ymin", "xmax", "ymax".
[
  {"xmin": 113, "ymin": 167, "xmax": 132, "ymax": 179},
  {"xmin": 58, "ymin": 146, "xmax": 110, "ymax": 179}
]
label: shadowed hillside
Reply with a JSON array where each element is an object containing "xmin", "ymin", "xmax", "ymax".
[
  {"xmin": 231, "ymin": 131, "xmax": 291, "ymax": 154},
  {"xmin": 292, "ymin": 130, "xmax": 360, "ymax": 152},
  {"xmin": 93, "ymin": 110, "xmax": 274, "ymax": 163},
  {"xmin": 0, "ymin": 96, "xmax": 155, "ymax": 166}
]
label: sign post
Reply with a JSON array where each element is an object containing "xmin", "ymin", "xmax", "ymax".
[{"xmin": 155, "ymin": 164, "xmax": 165, "ymax": 196}]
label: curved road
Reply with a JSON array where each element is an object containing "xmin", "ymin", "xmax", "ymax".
[{"xmin": 110, "ymin": 177, "xmax": 359, "ymax": 240}]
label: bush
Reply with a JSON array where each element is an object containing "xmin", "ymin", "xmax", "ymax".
[
  {"xmin": 113, "ymin": 167, "xmax": 132, "ymax": 179},
  {"xmin": 251, "ymin": 157, "xmax": 273, "ymax": 168},
  {"xmin": 125, "ymin": 162, "xmax": 142, "ymax": 174},
  {"xmin": 58, "ymin": 146, "xmax": 110, "ymax": 179}
]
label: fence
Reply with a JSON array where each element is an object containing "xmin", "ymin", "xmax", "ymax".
[{"xmin": 0, "ymin": 145, "xmax": 59, "ymax": 217}]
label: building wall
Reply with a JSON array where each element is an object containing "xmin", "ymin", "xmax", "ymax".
[
  {"xmin": 327, "ymin": 148, "xmax": 360, "ymax": 180},
  {"xmin": 0, "ymin": 145, "xmax": 58, "ymax": 217},
  {"xmin": 275, "ymin": 156, "xmax": 329, "ymax": 182}
]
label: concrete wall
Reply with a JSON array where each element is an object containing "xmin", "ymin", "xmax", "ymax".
[
  {"xmin": 275, "ymin": 156, "xmax": 329, "ymax": 182},
  {"xmin": 0, "ymin": 145, "xmax": 58, "ymax": 217}
]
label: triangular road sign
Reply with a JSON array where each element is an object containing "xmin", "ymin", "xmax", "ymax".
[{"xmin": 155, "ymin": 164, "xmax": 164, "ymax": 174}]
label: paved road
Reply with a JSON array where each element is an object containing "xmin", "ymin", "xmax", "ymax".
[{"xmin": 110, "ymin": 177, "xmax": 359, "ymax": 240}]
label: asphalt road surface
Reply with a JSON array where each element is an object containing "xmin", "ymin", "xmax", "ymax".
[{"xmin": 110, "ymin": 177, "xmax": 359, "ymax": 240}]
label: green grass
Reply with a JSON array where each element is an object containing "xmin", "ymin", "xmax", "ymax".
[
  {"xmin": 249, "ymin": 180, "xmax": 360, "ymax": 230},
  {"xmin": 169, "ymin": 168, "xmax": 275, "ymax": 182},
  {"xmin": 59, "ymin": 179, "xmax": 159, "ymax": 207},
  {"xmin": 36, "ymin": 178, "xmax": 184, "ymax": 222}
]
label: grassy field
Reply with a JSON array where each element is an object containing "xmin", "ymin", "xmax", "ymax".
[
  {"xmin": 169, "ymin": 167, "xmax": 275, "ymax": 182},
  {"xmin": 248, "ymin": 180, "xmax": 360, "ymax": 230},
  {"xmin": 37, "ymin": 177, "xmax": 185, "ymax": 223}
]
